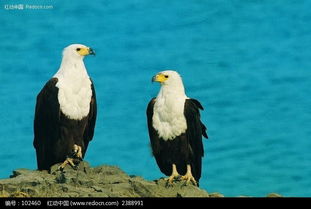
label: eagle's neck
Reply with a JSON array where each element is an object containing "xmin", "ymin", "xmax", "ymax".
[
  {"xmin": 53, "ymin": 57, "xmax": 92, "ymax": 120},
  {"xmin": 158, "ymin": 83, "xmax": 187, "ymax": 100},
  {"xmin": 152, "ymin": 85, "xmax": 188, "ymax": 141},
  {"xmin": 55, "ymin": 57, "xmax": 89, "ymax": 79}
]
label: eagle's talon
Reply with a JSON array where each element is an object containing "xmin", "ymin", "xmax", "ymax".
[
  {"xmin": 182, "ymin": 178, "xmax": 197, "ymax": 186},
  {"xmin": 165, "ymin": 175, "xmax": 180, "ymax": 186},
  {"xmin": 165, "ymin": 177, "xmax": 177, "ymax": 187},
  {"xmin": 181, "ymin": 173, "xmax": 197, "ymax": 186},
  {"xmin": 164, "ymin": 164, "xmax": 180, "ymax": 186},
  {"xmin": 165, "ymin": 181, "xmax": 174, "ymax": 187},
  {"xmin": 179, "ymin": 164, "xmax": 198, "ymax": 186},
  {"xmin": 58, "ymin": 157, "xmax": 77, "ymax": 170}
]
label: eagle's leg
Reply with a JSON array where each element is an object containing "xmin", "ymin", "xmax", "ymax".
[
  {"xmin": 58, "ymin": 144, "xmax": 83, "ymax": 170},
  {"xmin": 165, "ymin": 164, "xmax": 180, "ymax": 185},
  {"xmin": 181, "ymin": 164, "xmax": 197, "ymax": 186},
  {"xmin": 73, "ymin": 144, "xmax": 83, "ymax": 160},
  {"xmin": 58, "ymin": 157, "xmax": 75, "ymax": 170}
]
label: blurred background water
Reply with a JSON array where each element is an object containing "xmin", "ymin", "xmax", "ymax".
[{"xmin": 1, "ymin": 0, "xmax": 311, "ymax": 197}]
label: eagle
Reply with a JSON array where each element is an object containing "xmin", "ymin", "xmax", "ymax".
[
  {"xmin": 147, "ymin": 70, "xmax": 208, "ymax": 186},
  {"xmin": 33, "ymin": 44, "xmax": 97, "ymax": 170}
]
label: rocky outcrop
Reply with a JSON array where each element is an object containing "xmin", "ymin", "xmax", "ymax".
[
  {"xmin": 0, "ymin": 162, "xmax": 211, "ymax": 197},
  {"xmin": 0, "ymin": 162, "xmax": 283, "ymax": 197}
]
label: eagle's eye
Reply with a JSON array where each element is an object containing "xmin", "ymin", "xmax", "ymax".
[
  {"xmin": 164, "ymin": 75, "xmax": 169, "ymax": 78},
  {"xmin": 76, "ymin": 48, "xmax": 81, "ymax": 51}
]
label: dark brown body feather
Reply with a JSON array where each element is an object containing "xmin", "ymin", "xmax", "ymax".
[
  {"xmin": 33, "ymin": 78, "xmax": 97, "ymax": 170},
  {"xmin": 147, "ymin": 98, "xmax": 208, "ymax": 183}
]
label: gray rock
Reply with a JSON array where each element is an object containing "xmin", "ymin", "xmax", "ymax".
[{"xmin": 0, "ymin": 161, "xmax": 212, "ymax": 197}]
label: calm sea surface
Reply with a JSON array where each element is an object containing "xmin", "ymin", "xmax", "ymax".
[{"xmin": 1, "ymin": 0, "xmax": 311, "ymax": 197}]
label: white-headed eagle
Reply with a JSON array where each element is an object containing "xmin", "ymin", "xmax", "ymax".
[
  {"xmin": 33, "ymin": 44, "xmax": 97, "ymax": 170},
  {"xmin": 147, "ymin": 70, "xmax": 208, "ymax": 186}
]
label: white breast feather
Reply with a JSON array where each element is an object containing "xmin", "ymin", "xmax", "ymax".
[
  {"xmin": 54, "ymin": 69, "xmax": 92, "ymax": 120},
  {"xmin": 152, "ymin": 96, "xmax": 188, "ymax": 141}
]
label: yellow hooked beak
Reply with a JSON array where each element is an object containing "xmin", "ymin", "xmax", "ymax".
[
  {"xmin": 152, "ymin": 73, "xmax": 168, "ymax": 83},
  {"xmin": 77, "ymin": 47, "xmax": 95, "ymax": 56}
]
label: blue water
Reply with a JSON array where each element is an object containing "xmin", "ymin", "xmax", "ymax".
[{"xmin": 1, "ymin": 0, "xmax": 311, "ymax": 197}]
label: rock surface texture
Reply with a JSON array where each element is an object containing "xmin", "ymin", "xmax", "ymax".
[{"xmin": 0, "ymin": 162, "xmax": 211, "ymax": 197}]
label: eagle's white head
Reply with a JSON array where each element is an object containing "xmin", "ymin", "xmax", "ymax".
[
  {"xmin": 152, "ymin": 70, "xmax": 186, "ymax": 97},
  {"xmin": 62, "ymin": 44, "xmax": 95, "ymax": 61},
  {"xmin": 55, "ymin": 44, "xmax": 95, "ymax": 78}
]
